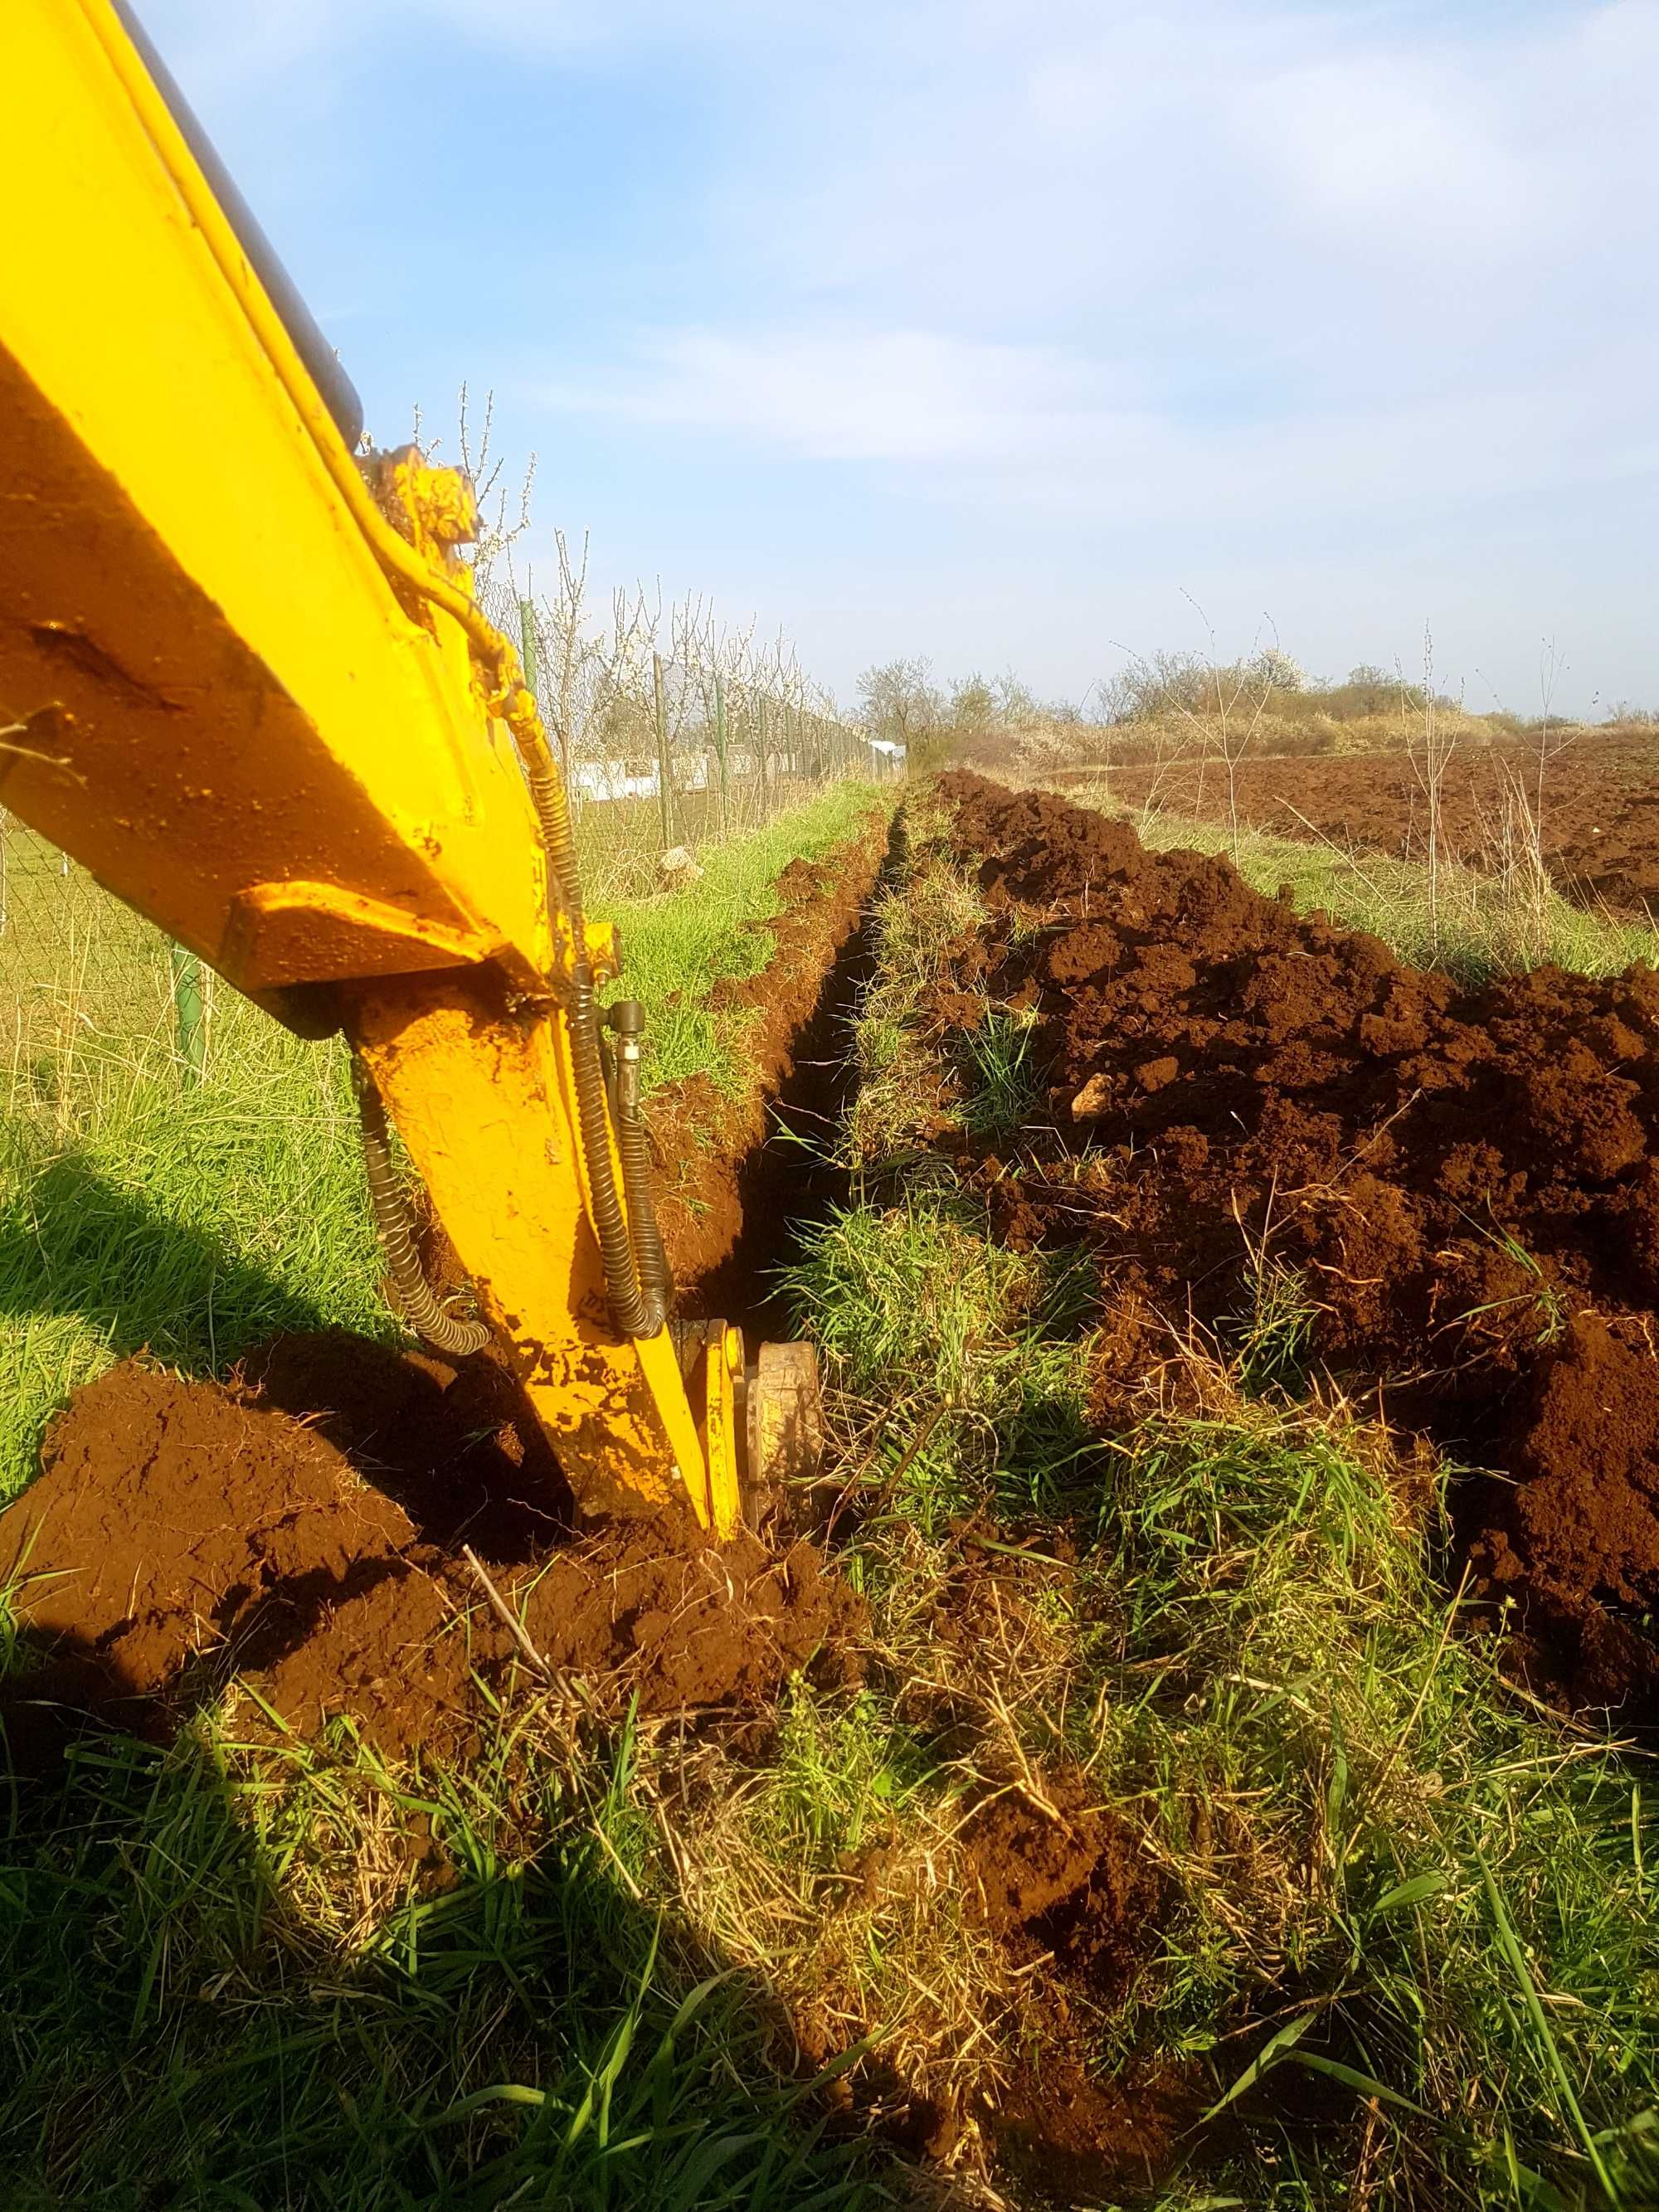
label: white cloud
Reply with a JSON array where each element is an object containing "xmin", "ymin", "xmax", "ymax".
[
  {"xmin": 1238, "ymin": 56, "xmax": 1538, "ymax": 248},
  {"xmin": 542, "ymin": 328, "xmax": 1133, "ymax": 461},
  {"xmin": 534, "ymin": 2, "xmax": 1659, "ymax": 536},
  {"xmin": 539, "ymin": 318, "xmax": 1658, "ymax": 541}
]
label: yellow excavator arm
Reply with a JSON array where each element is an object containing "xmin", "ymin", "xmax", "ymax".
[{"xmin": 0, "ymin": 0, "xmax": 803, "ymax": 1536}]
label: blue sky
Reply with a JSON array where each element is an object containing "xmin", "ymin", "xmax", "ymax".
[{"xmin": 143, "ymin": 0, "xmax": 1658, "ymax": 715}]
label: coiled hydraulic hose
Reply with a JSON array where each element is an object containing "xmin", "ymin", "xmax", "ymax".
[
  {"xmin": 352, "ymin": 1054, "xmax": 491, "ymax": 1358},
  {"xmin": 515, "ymin": 737, "xmax": 669, "ymax": 1339},
  {"xmin": 608, "ymin": 1002, "xmax": 676, "ymax": 1322}
]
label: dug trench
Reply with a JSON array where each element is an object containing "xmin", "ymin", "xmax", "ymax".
[
  {"xmin": 0, "ymin": 814, "xmax": 894, "ymax": 1767},
  {"xmin": 0, "ymin": 794, "xmax": 1204, "ymax": 2203},
  {"xmin": 930, "ymin": 770, "xmax": 1659, "ymax": 1718},
  {"xmin": 13, "ymin": 768, "xmax": 1657, "ymax": 2200}
]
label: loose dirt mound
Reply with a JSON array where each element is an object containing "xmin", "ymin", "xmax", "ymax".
[
  {"xmin": 1087, "ymin": 733, "xmax": 1659, "ymax": 915},
  {"xmin": 0, "ymin": 1340, "xmax": 862, "ymax": 1762},
  {"xmin": 960, "ymin": 1774, "xmax": 1179, "ymax": 2190},
  {"xmin": 936, "ymin": 771, "xmax": 1659, "ymax": 1708},
  {"xmin": 964, "ymin": 1780, "xmax": 1154, "ymax": 1988}
]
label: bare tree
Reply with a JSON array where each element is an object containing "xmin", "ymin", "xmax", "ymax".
[
  {"xmin": 857, "ymin": 658, "xmax": 942, "ymax": 756},
  {"xmin": 530, "ymin": 527, "xmax": 598, "ymax": 774},
  {"xmin": 1165, "ymin": 601, "xmax": 1278, "ymax": 866}
]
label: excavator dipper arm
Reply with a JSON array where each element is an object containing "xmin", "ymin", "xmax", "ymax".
[{"xmin": 0, "ymin": 0, "xmax": 767, "ymax": 1535}]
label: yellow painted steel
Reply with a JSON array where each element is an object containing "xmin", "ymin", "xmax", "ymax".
[
  {"xmin": 697, "ymin": 1325, "xmax": 746, "ymax": 1539},
  {"xmin": 0, "ymin": 0, "xmax": 742, "ymax": 1538}
]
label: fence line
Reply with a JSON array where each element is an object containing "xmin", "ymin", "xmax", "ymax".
[
  {"xmin": 2, "ymin": 534, "xmax": 897, "ymax": 1098},
  {"xmin": 1, "ymin": 809, "xmax": 208, "ymax": 1094},
  {"xmin": 473, "ymin": 560, "xmax": 898, "ymax": 898}
]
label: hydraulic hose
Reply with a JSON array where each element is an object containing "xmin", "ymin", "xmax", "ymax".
[
  {"xmin": 608, "ymin": 1002, "xmax": 676, "ymax": 1323},
  {"xmin": 353, "ymin": 1055, "xmax": 491, "ymax": 1358},
  {"xmin": 517, "ymin": 742, "xmax": 664, "ymax": 1339}
]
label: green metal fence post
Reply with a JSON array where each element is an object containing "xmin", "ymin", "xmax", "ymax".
[
  {"xmin": 713, "ymin": 668, "xmax": 730, "ymax": 839},
  {"xmin": 757, "ymin": 695, "xmax": 770, "ymax": 819},
  {"xmin": 169, "ymin": 941, "xmax": 206, "ymax": 1087},
  {"xmin": 652, "ymin": 650, "xmax": 673, "ymax": 850},
  {"xmin": 518, "ymin": 598, "xmax": 539, "ymax": 707}
]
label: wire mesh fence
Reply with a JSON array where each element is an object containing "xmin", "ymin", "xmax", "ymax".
[
  {"xmin": 2, "ymin": 552, "xmax": 893, "ymax": 1101},
  {"xmin": 474, "ymin": 562, "xmax": 900, "ymax": 901},
  {"xmin": 0, "ymin": 811, "xmax": 211, "ymax": 1109}
]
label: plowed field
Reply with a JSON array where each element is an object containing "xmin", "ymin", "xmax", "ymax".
[{"xmin": 1081, "ymin": 730, "xmax": 1659, "ymax": 912}]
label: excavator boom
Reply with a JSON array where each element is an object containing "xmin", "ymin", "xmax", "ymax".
[{"xmin": 0, "ymin": 0, "xmax": 785, "ymax": 1536}]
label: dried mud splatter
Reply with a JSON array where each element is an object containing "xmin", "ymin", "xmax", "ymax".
[{"xmin": 936, "ymin": 771, "xmax": 1659, "ymax": 1710}]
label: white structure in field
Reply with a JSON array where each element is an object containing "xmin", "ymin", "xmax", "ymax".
[
  {"xmin": 571, "ymin": 757, "xmax": 659, "ymax": 803},
  {"xmin": 570, "ymin": 746, "xmax": 820, "ymax": 803}
]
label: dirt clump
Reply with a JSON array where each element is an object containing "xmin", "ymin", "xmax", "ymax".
[
  {"xmin": 0, "ymin": 1339, "xmax": 863, "ymax": 1762},
  {"xmin": 243, "ymin": 1329, "xmax": 570, "ymax": 1559},
  {"xmin": 0, "ymin": 1363, "xmax": 412, "ymax": 1725},
  {"xmin": 964, "ymin": 1778, "xmax": 1156, "ymax": 1994},
  {"xmin": 965, "ymin": 1789, "xmax": 1105, "ymax": 1932},
  {"xmin": 959, "ymin": 1772, "xmax": 1180, "ymax": 2193},
  {"xmin": 933, "ymin": 771, "xmax": 1659, "ymax": 1709}
]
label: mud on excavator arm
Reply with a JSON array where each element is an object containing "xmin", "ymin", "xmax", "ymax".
[{"xmin": 0, "ymin": 0, "xmax": 812, "ymax": 1536}]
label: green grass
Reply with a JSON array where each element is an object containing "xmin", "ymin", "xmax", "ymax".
[
  {"xmin": 10, "ymin": 771, "xmax": 1659, "ymax": 2209},
  {"xmin": 761, "ymin": 797, "xmax": 1659, "ymax": 2205},
  {"xmin": 1092, "ymin": 1397, "xmax": 1659, "ymax": 2204},
  {"xmin": 781, "ymin": 1173, "xmax": 1659, "ymax": 2208},
  {"xmin": 0, "ymin": 1709, "xmax": 893, "ymax": 2210},
  {"xmin": 787, "ymin": 1192, "xmax": 1101, "ymax": 1529},
  {"xmin": 596, "ymin": 781, "xmax": 883, "ymax": 1092},
  {"xmin": 0, "ymin": 995, "xmax": 387, "ymax": 1505},
  {"xmin": 0, "ymin": 776, "xmax": 902, "ymax": 2207}
]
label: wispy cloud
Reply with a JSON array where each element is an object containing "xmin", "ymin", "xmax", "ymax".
[
  {"xmin": 541, "ymin": 329, "xmax": 1131, "ymax": 462},
  {"xmin": 533, "ymin": 2, "xmax": 1659, "ymax": 523}
]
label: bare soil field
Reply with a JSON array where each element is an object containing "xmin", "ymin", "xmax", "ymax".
[{"xmin": 1078, "ymin": 730, "xmax": 1659, "ymax": 912}]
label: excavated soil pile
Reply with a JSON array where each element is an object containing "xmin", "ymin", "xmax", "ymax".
[
  {"xmin": 0, "ymin": 1340, "xmax": 861, "ymax": 1762},
  {"xmin": 651, "ymin": 815, "xmax": 892, "ymax": 1304},
  {"xmin": 936, "ymin": 771, "xmax": 1659, "ymax": 1709},
  {"xmin": 1088, "ymin": 733, "xmax": 1659, "ymax": 915}
]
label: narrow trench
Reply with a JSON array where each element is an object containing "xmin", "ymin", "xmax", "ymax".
[{"xmin": 693, "ymin": 817, "xmax": 904, "ymax": 1342}]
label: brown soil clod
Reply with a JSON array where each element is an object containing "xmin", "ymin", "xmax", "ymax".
[
  {"xmin": 959, "ymin": 1767, "xmax": 1180, "ymax": 2191},
  {"xmin": 0, "ymin": 1340, "xmax": 864, "ymax": 1764},
  {"xmin": 965, "ymin": 1778, "xmax": 1158, "ymax": 1993},
  {"xmin": 934, "ymin": 771, "xmax": 1659, "ymax": 1714}
]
